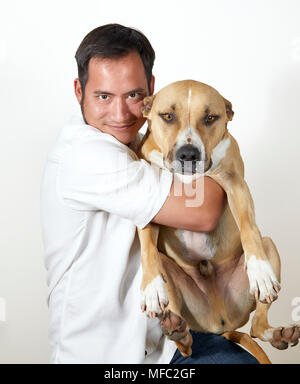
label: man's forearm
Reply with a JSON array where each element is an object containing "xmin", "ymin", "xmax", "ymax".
[{"xmin": 152, "ymin": 176, "xmax": 226, "ymax": 232}]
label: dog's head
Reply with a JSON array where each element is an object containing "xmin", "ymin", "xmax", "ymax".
[{"xmin": 142, "ymin": 80, "xmax": 234, "ymax": 174}]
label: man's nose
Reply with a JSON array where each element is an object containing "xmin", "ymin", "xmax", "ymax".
[{"xmin": 111, "ymin": 97, "xmax": 131, "ymax": 122}]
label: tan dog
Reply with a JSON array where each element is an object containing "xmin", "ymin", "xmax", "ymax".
[{"xmin": 136, "ymin": 80, "xmax": 300, "ymax": 363}]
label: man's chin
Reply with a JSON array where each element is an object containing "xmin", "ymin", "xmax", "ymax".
[
  {"xmin": 112, "ymin": 131, "xmax": 137, "ymax": 145},
  {"xmin": 104, "ymin": 123, "xmax": 142, "ymax": 145}
]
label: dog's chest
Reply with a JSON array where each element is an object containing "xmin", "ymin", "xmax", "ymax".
[{"xmin": 178, "ymin": 230, "xmax": 215, "ymax": 261}]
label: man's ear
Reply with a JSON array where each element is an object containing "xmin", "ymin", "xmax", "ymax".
[
  {"xmin": 74, "ymin": 78, "xmax": 83, "ymax": 104},
  {"xmin": 223, "ymin": 97, "xmax": 234, "ymax": 121},
  {"xmin": 149, "ymin": 75, "xmax": 155, "ymax": 95},
  {"xmin": 142, "ymin": 95, "xmax": 155, "ymax": 118}
]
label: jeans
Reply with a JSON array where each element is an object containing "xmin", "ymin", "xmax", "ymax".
[{"xmin": 170, "ymin": 331, "xmax": 259, "ymax": 364}]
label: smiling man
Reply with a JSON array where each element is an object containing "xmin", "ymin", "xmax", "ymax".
[
  {"xmin": 75, "ymin": 51, "xmax": 151, "ymax": 145},
  {"xmin": 40, "ymin": 24, "xmax": 258, "ymax": 364}
]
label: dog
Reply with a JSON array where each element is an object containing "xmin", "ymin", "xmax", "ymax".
[{"xmin": 136, "ymin": 80, "xmax": 300, "ymax": 363}]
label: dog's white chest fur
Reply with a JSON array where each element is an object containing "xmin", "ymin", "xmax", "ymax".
[
  {"xmin": 208, "ymin": 137, "xmax": 231, "ymax": 172},
  {"xmin": 179, "ymin": 230, "xmax": 215, "ymax": 261},
  {"xmin": 149, "ymin": 149, "xmax": 164, "ymax": 168}
]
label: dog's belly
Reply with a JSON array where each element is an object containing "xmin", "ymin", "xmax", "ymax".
[
  {"xmin": 158, "ymin": 227, "xmax": 215, "ymax": 264},
  {"xmin": 179, "ymin": 230, "xmax": 215, "ymax": 262}
]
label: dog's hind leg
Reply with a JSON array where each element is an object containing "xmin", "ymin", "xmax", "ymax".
[
  {"xmin": 251, "ymin": 301, "xmax": 300, "ymax": 350},
  {"xmin": 138, "ymin": 224, "xmax": 200, "ymax": 356},
  {"xmin": 250, "ymin": 237, "xmax": 300, "ymax": 349},
  {"xmin": 160, "ymin": 309, "xmax": 193, "ymax": 357},
  {"xmin": 157, "ymin": 252, "xmax": 220, "ymax": 357},
  {"xmin": 157, "ymin": 253, "xmax": 194, "ymax": 357}
]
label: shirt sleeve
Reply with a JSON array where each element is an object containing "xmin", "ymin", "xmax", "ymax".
[{"xmin": 57, "ymin": 133, "xmax": 173, "ymax": 229}]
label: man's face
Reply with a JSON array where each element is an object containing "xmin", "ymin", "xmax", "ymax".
[{"xmin": 74, "ymin": 51, "xmax": 154, "ymax": 145}]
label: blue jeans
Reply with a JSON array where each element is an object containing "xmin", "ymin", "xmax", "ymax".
[{"xmin": 170, "ymin": 331, "xmax": 259, "ymax": 364}]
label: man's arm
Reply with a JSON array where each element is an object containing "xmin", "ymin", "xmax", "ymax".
[{"xmin": 151, "ymin": 176, "xmax": 226, "ymax": 232}]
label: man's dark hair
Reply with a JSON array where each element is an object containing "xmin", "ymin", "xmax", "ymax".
[{"xmin": 75, "ymin": 24, "xmax": 155, "ymax": 96}]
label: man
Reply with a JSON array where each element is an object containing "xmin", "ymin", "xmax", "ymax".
[{"xmin": 41, "ymin": 24, "xmax": 258, "ymax": 364}]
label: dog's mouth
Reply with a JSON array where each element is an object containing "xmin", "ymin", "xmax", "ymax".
[{"xmin": 166, "ymin": 144, "xmax": 212, "ymax": 175}]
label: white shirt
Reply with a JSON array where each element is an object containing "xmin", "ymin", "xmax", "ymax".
[{"xmin": 40, "ymin": 115, "xmax": 177, "ymax": 364}]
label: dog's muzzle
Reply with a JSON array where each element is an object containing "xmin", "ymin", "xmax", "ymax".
[{"xmin": 174, "ymin": 144, "xmax": 205, "ymax": 174}]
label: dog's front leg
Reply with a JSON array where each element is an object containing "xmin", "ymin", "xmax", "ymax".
[
  {"xmin": 137, "ymin": 224, "xmax": 169, "ymax": 318},
  {"xmin": 212, "ymin": 172, "xmax": 281, "ymax": 304}
]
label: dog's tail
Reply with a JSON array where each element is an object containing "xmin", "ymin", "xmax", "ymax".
[{"xmin": 221, "ymin": 331, "xmax": 271, "ymax": 364}]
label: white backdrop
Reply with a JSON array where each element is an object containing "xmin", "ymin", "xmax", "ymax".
[{"xmin": 0, "ymin": 0, "xmax": 299, "ymax": 363}]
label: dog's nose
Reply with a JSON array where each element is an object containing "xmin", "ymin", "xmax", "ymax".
[{"xmin": 176, "ymin": 144, "xmax": 201, "ymax": 163}]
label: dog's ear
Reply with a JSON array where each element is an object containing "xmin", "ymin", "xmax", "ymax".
[
  {"xmin": 142, "ymin": 95, "xmax": 155, "ymax": 118},
  {"xmin": 223, "ymin": 97, "xmax": 234, "ymax": 122}
]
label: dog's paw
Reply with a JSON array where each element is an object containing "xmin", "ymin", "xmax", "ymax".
[
  {"xmin": 140, "ymin": 275, "xmax": 168, "ymax": 318},
  {"xmin": 160, "ymin": 310, "xmax": 188, "ymax": 341},
  {"xmin": 263, "ymin": 325, "xmax": 300, "ymax": 349},
  {"xmin": 246, "ymin": 255, "xmax": 281, "ymax": 303}
]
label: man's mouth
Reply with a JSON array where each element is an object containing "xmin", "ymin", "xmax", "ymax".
[{"xmin": 107, "ymin": 122, "xmax": 136, "ymax": 131}]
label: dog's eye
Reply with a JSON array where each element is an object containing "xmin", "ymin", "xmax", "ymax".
[
  {"xmin": 206, "ymin": 115, "xmax": 215, "ymax": 123},
  {"xmin": 205, "ymin": 114, "xmax": 219, "ymax": 125},
  {"xmin": 160, "ymin": 113, "xmax": 175, "ymax": 123}
]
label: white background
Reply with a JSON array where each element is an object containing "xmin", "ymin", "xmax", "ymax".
[{"xmin": 0, "ymin": 0, "xmax": 300, "ymax": 363}]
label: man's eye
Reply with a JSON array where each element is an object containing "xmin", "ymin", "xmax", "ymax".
[
  {"xmin": 160, "ymin": 113, "xmax": 175, "ymax": 122},
  {"xmin": 128, "ymin": 92, "xmax": 143, "ymax": 100},
  {"xmin": 99, "ymin": 95, "xmax": 110, "ymax": 101}
]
